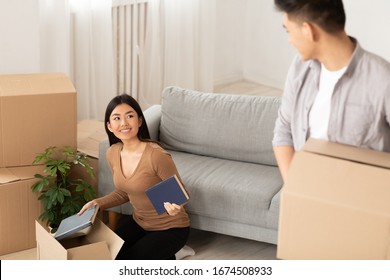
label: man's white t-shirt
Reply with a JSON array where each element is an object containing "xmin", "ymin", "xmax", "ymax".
[{"xmin": 309, "ymin": 64, "xmax": 347, "ymax": 140}]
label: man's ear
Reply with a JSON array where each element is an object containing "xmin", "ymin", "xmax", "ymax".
[{"xmin": 302, "ymin": 22, "xmax": 316, "ymax": 42}]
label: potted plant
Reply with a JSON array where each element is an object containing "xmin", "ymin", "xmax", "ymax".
[{"xmin": 31, "ymin": 146, "xmax": 97, "ymax": 232}]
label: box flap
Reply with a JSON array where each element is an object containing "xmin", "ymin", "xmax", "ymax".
[
  {"xmin": 36, "ymin": 221, "xmax": 68, "ymax": 260},
  {"xmin": 303, "ymin": 138, "xmax": 390, "ymax": 169},
  {"xmin": 77, "ymin": 138, "xmax": 101, "ymax": 159},
  {"xmin": 77, "ymin": 120, "xmax": 106, "ymax": 159},
  {"xmin": 67, "ymin": 241, "xmax": 111, "ymax": 260},
  {"xmin": 0, "ymin": 73, "xmax": 75, "ymax": 96},
  {"xmin": 0, "ymin": 168, "xmax": 19, "ymax": 184},
  {"xmin": 7, "ymin": 165, "xmax": 45, "ymax": 180},
  {"xmin": 0, "ymin": 165, "xmax": 44, "ymax": 184},
  {"xmin": 86, "ymin": 219, "xmax": 124, "ymax": 259}
]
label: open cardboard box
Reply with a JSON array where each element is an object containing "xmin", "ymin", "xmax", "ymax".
[
  {"xmin": 278, "ymin": 138, "xmax": 390, "ymax": 260},
  {"xmin": 36, "ymin": 219, "xmax": 124, "ymax": 260},
  {"xmin": 0, "ymin": 165, "xmax": 44, "ymax": 255},
  {"xmin": 0, "ymin": 73, "xmax": 76, "ymax": 168}
]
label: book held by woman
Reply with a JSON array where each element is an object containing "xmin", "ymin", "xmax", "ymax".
[{"xmin": 145, "ymin": 175, "xmax": 190, "ymax": 215}]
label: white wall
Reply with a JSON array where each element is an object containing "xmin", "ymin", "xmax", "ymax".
[
  {"xmin": 242, "ymin": 0, "xmax": 295, "ymax": 89},
  {"xmin": 212, "ymin": 0, "xmax": 296, "ymax": 89},
  {"xmin": 2, "ymin": 0, "xmax": 390, "ymax": 92},
  {"xmin": 214, "ymin": 0, "xmax": 390, "ymax": 90},
  {"xmin": 0, "ymin": 0, "xmax": 41, "ymax": 74},
  {"xmin": 344, "ymin": 0, "xmax": 390, "ymax": 62},
  {"xmin": 0, "ymin": 0, "xmax": 71, "ymax": 76},
  {"xmin": 213, "ymin": 0, "xmax": 246, "ymax": 85},
  {"xmin": 39, "ymin": 0, "xmax": 71, "ymax": 76}
]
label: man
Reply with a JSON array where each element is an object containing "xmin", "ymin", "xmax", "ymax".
[{"xmin": 272, "ymin": 0, "xmax": 390, "ymax": 182}]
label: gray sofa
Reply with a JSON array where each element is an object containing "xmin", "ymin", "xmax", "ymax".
[{"xmin": 98, "ymin": 86, "xmax": 282, "ymax": 244}]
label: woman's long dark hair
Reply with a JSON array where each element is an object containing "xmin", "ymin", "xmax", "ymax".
[{"xmin": 104, "ymin": 94, "xmax": 151, "ymax": 146}]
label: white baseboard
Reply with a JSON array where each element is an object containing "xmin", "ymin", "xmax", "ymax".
[{"xmin": 213, "ymin": 73, "xmax": 243, "ymax": 87}]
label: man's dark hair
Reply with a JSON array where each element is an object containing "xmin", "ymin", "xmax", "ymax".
[{"xmin": 274, "ymin": 0, "xmax": 346, "ymax": 33}]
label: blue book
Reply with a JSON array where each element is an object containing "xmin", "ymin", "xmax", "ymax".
[{"xmin": 145, "ymin": 175, "xmax": 190, "ymax": 215}]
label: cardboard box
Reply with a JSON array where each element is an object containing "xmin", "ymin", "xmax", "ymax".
[
  {"xmin": 0, "ymin": 165, "xmax": 44, "ymax": 255},
  {"xmin": 277, "ymin": 139, "xmax": 390, "ymax": 260},
  {"xmin": 77, "ymin": 119, "xmax": 106, "ymax": 159},
  {"xmin": 75, "ymin": 120, "xmax": 118, "ymax": 228},
  {"xmin": 72, "ymin": 120, "xmax": 106, "ymax": 193},
  {"xmin": 36, "ymin": 219, "xmax": 124, "ymax": 260},
  {"xmin": 0, "ymin": 73, "xmax": 77, "ymax": 167}
]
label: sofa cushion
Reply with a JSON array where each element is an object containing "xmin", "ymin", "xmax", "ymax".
[
  {"xmin": 169, "ymin": 150, "xmax": 282, "ymax": 229},
  {"xmin": 160, "ymin": 86, "xmax": 281, "ymax": 166}
]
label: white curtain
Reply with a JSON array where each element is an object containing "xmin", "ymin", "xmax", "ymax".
[
  {"xmin": 39, "ymin": 0, "xmax": 72, "ymax": 77},
  {"xmin": 139, "ymin": 0, "xmax": 216, "ymax": 109},
  {"xmin": 70, "ymin": 0, "xmax": 115, "ymax": 121},
  {"xmin": 39, "ymin": 0, "xmax": 216, "ymax": 116},
  {"xmin": 39, "ymin": 0, "xmax": 115, "ymax": 121}
]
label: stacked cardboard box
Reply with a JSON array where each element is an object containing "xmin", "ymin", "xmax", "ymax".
[
  {"xmin": 0, "ymin": 73, "xmax": 77, "ymax": 256},
  {"xmin": 0, "ymin": 73, "xmax": 78, "ymax": 167},
  {"xmin": 278, "ymin": 138, "xmax": 390, "ymax": 260},
  {"xmin": 73, "ymin": 119, "xmax": 107, "ymax": 194},
  {"xmin": 0, "ymin": 165, "xmax": 45, "ymax": 255},
  {"xmin": 1, "ymin": 73, "xmax": 123, "ymax": 259}
]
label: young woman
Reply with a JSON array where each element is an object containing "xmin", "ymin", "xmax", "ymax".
[{"xmin": 79, "ymin": 94, "xmax": 191, "ymax": 260}]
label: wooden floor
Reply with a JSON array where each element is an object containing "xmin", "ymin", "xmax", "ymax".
[
  {"xmin": 0, "ymin": 80, "xmax": 280, "ymax": 261},
  {"xmin": 214, "ymin": 80, "xmax": 282, "ymax": 96},
  {"xmin": 0, "ymin": 228, "xmax": 277, "ymax": 260},
  {"xmin": 185, "ymin": 229, "xmax": 277, "ymax": 260}
]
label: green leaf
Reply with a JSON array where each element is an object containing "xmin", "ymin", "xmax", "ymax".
[
  {"xmin": 31, "ymin": 181, "xmax": 42, "ymax": 192},
  {"xmin": 84, "ymin": 189, "xmax": 96, "ymax": 201},
  {"xmin": 62, "ymin": 146, "xmax": 75, "ymax": 156},
  {"xmin": 42, "ymin": 196, "xmax": 50, "ymax": 209},
  {"xmin": 60, "ymin": 188, "xmax": 71, "ymax": 197},
  {"xmin": 60, "ymin": 204, "xmax": 71, "ymax": 215},
  {"xmin": 44, "ymin": 165, "xmax": 58, "ymax": 177},
  {"xmin": 57, "ymin": 165, "xmax": 67, "ymax": 174},
  {"xmin": 33, "ymin": 173, "xmax": 45, "ymax": 179},
  {"xmin": 39, "ymin": 212, "xmax": 49, "ymax": 222},
  {"xmin": 58, "ymin": 190, "xmax": 64, "ymax": 203},
  {"xmin": 32, "ymin": 155, "xmax": 44, "ymax": 165},
  {"xmin": 75, "ymin": 181, "xmax": 86, "ymax": 192}
]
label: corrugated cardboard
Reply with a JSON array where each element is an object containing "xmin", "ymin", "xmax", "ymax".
[
  {"xmin": 278, "ymin": 138, "xmax": 390, "ymax": 260},
  {"xmin": 0, "ymin": 165, "xmax": 44, "ymax": 255},
  {"xmin": 0, "ymin": 73, "xmax": 77, "ymax": 167},
  {"xmin": 71, "ymin": 120, "xmax": 106, "ymax": 194},
  {"xmin": 36, "ymin": 219, "xmax": 124, "ymax": 260},
  {"xmin": 77, "ymin": 119, "xmax": 106, "ymax": 159}
]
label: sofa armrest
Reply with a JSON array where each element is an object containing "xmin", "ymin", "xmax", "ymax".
[{"xmin": 143, "ymin": 104, "xmax": 161, "ymax": 141}]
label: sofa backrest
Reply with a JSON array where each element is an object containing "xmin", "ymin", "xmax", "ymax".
[{"xmin": 159, "ymin": 86, "xmax": 281, "ymax": 166}]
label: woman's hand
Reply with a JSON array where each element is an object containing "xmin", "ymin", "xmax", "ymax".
[
  {"xmin": 164, "ymin": 202, "xmax": 182, "ymax": 216},
  {"xmin": 78, "ymin": 200, "xmax": 98, "ymax": 215}
]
